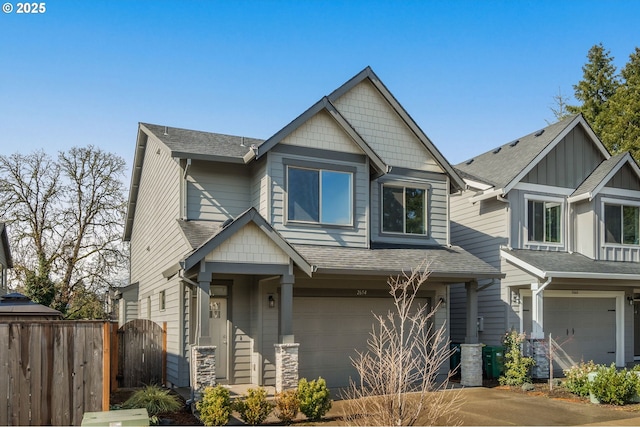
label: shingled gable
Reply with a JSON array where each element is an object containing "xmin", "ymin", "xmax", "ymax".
[
  {"xmin": 457, "ymin": 114, "xmax": 610, "ymax": 197},
  {"xmin": 569, "ymin": 151, "xmax": 640, "ymax": 202},
  {"xmin": 179, "ymin": 207, "xmax": 314, "ymax": 276},
  {"xmin": 0, "ymin": 223, "xmax": 12, "ymax": 268},
  {"xmin": 247, "ymin": 66, "xmax": 465, "ymax": 191}
]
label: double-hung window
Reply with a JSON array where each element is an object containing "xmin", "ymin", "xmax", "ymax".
[
  {"xmin": 382, "ymin": 185, "xmax": 427, "ymax": 235},
  {"xmin": 527, "ymin": 199, "xmax": 561, "ymax": 243},
  {"xmin": 604, "ymin": 203, "xmax": 640, "ymax": 245},
  {"xmin": 287, "ymin": 166, "xmax": 353, "ymax": 226}
]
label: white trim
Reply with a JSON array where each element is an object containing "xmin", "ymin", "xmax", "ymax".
[
  {"xmin": 524, "ymin": 194, "xmax": 565, "ymax": 246},
  {"xmin": 520, "ymin": 289, "xmax": 625, "ymax": 367},
  {"xmin": 601, "ymin": 198, "xmax": 640, "ymax": 248},
  {"xmin": 463, "ymin": 178, "xmax": 493, "ymax": 191},
  {"xmin": 500, "ymin": 249, "xmax": 546, "ymax": 279},
  {"xmin": 513, "ymin": 182, "xmax": 574, "ymax": 196},
  {"xmin": 599, "ymin": 187, "xmax": 640, "ymax": 200},
  {"xmin": 469, "ymin": 188, "xmax": 504, "ymax": 203},
  {"xmin": 380, "ymin": 182, "xmax": 430, "ymax": 236},
  {"xmin": 601, "ymin": 197, "xmax": 640, "ymax": 208}
]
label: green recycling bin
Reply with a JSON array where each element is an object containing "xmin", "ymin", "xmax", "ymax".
[
  {"xmin": 450, "ymin": 343, "xmax": 461, "ymax": 374},
  {"xmin": 482, "ymin": 346, "xmax": 504, "ymax": 379}
]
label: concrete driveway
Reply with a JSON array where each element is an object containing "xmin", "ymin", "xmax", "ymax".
[{"xmin": 454, "ymin": 387, "xmax": 640, "ymax": 426}]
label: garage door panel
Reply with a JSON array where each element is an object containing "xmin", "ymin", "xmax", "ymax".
[{"xmin": 293, "ymin": 297, "xmax": 424, "ymax": 388}]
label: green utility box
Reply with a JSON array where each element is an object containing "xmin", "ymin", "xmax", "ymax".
[
  {"xmin": 81, "ymin": 408, "xmax": 149, "ymax": 426},
  {"xmin": 450, "ymin": 343, "xmax": 461, "ymax": 374},
  {"xmin": 482, "ymin": 346, "xmax": 504, "ymax": 379}
]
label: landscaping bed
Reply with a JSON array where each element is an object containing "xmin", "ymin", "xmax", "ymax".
[{"xmin": 110, "ymin": 388, "xmax": 202, "ymax": 425}]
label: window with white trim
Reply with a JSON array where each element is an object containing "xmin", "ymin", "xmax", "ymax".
[
  {"xmin": 527, "ymin": 199, "xmax": 561, "ymax": 243},
  {"xmin": 382, "ymin": 185, "xmax": 427, "ymax": 235},
  {"xmin": 159, "ymin": 290, "xmax": 166, "ymax": 311},
  {"xmin": 287, "ymin": 166, "xmax": 353, "ymax": 226},
  {"xmin": 605, "ymin": 203, "xmax": 640, "ymax": 245}
]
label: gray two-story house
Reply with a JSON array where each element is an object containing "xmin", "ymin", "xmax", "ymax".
[
  {"xmin": 123, "ymin": 67, "xmax": 500, "ymax": 390},
  {"xmin": 0, "ymin": 223, "xmax": 12, "ymax": 295},
  {"xmin": 451, "ymin": 114, "xmax": 640, "ymax": 374}
]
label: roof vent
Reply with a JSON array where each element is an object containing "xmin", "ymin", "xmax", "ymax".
[
  {"xmin": 493, "ymin": 147, "xmax": 502, "ymax": 154},
  {"xmin": 222, "ymin": 218, "xmax": 233, "ymax": 228},
  {"xmin": 509, "ymin": 139, "xmax": 520, "ymax": 147},
  {"xmin": 465, "ymin": 158, "xmax": 474, "ymax": 165},
  {"xmin": 240, "ymin": 137, "xmax": 245, "ymax": 147},
  {"xmin": 534, "ymin": 129, "xmax": 545, "ymax": 137},
  {"xmin": 163, "ymin": 126, "xmax": 168, "ymax": 136}
]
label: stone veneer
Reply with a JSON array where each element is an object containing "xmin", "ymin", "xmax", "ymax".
[
  {"xmin": 460, "ymin": 343, "xmax": 483, "ymax": 387},
  {"xmin": 274, "ymin": 343, "xmax": 299, "ymax": 392},
  {"xmin": 191, "ymin": 345, "xmax": 216, "ymax": 401},
  {"xmin": 529, "ymin": 339, "xmax": 550, "ymax": 379}
]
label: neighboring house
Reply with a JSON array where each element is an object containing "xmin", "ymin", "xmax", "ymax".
[
  {"xmin": 450, "ymin": 114, "xmax": 640, "ymax": 375},
  {"xmin": 0, "ymin": 223, "xmax": 12, "ymax": 296},
  {"xmin": 123, "ymin": 67, "xmax": 501, "ymax": 389}
]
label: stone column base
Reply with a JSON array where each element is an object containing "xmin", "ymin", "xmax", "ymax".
[
  {"xmin": 460, "ymin": 343, "xmax": 483, "ymax": 387},
  {"xmin": 191, "ymin": 345, "xmax": 216, "ymax": 402},
  {"xmin": 274, "ymin": 343, "xmax": 299, "ymax": 392},
  {"xmin": 529, "ymin": 338, "xmax": 549, "ymax": 379}
]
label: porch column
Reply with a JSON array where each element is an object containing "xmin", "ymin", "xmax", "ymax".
[
  {"xmin": 280, "ymin": 273, "xmax": 295, "ymax": 343},
  {"xmin": 531, "ymin": 281, "xmax": 544, "ymax": 339},
  {"xmin": 196, "ymin": 271, "xmax": 212, "ymax": 345},
  {"xmin": 465, "ymin": 280, "xmax": 479, "ymax": 344}
]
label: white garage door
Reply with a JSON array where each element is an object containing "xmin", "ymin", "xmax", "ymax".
[
  {"xmin": 293, "ymin": 297, "xmax": 429, "ymax": 389},
  {"xmin": 524, "ymin": 296, "xmax": 616, "ymax": 371}
]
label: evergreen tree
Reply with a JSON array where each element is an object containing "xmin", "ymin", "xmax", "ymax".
[
  {"xmin": 567, "ymin": 43, "xmax": 620, "ymax": 135},
  {"xmin": 597, "ymin": 47, "xmax": 640, "ymax": 160}
]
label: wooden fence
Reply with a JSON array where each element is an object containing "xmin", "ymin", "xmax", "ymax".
[
  {"xmin": 0, "ymin": 321, "xmax": 115, "ymax": 426},
  {"xmin": 117, "ymin": 319, "xmax": 167, "ymax": 387}
]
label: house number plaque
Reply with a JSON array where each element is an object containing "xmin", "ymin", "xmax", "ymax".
[{"xmin": 356, "ymin": 290, "xmax": 368, "ymax": 296}]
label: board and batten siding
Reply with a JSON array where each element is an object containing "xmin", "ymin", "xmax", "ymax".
[
  {"xmin": 332, "ymin": 79, "xmax": 443, "ymax": 173},
  {"xmin": 522, "ymin": 125, "xmax": 605, "ymax": 188},
  {"xmin": 449, "ymin": 190, "xmax": 510, "ymax": 345},
  {"xmin": 128, "ymin": 134, "xmax": 192, "ymax": 387},
  {"xmin": 187, "ymin": 161, "xmax": 252, "ymax": 221},
  {"xmin": 370, "ymin": 173, "xmax": 449, "ymax": 246}
]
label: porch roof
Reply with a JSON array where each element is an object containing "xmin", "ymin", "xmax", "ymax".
[
  {"xmin": 501, "ymin": 247, "xmax": 640, "ymax": 281},
  {"xmin": 293, "ymin": 244, "xmax": 503, "ymax": 281}
]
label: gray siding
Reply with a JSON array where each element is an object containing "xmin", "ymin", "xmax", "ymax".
[
  {"xmin": 230, "ymin": 276, "xmax": 252, "ymax": 384},
  {"xmin": 606, "ymin": 164, "xmax": 640, "ymax": 191},
  {"xmin": 187, "ymin": 161, "xmax": 251, "ymax": 221},
  {"xmin": 128, "ymin": 134, "xmax": 192, "ymax": 387},
  {"xmin": 251, "ymin": 158, "xmax": 269, "ymax": 220},
  {"xmin": 522, "ymin": 126, "xmax": 604, "ymax": 188},
  {"xmin": 269, "ymin": 151, "xmax": 368, "ymax": 247},
  {"xmin": 370, "ymin": 172, "xmax": 448, "ymax": 246},
  {"xmin": 574, "ymin": 200, "xmax": 596, "ymax": 259},
  {"xmin": 450, "ymin": 189, "xmax": 510, "ymax": 345}
]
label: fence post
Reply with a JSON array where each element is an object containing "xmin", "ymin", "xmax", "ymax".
[
  {"xmin": 110, "ymin": 323, "xmax": 118, "ymax": 392},
  {"xmin": 102, "ymin": 322, "xmax": 110, "ymax": 411}
]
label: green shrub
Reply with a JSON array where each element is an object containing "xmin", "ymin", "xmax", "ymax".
[
  {"xmin": 274, "ymin": 389, "xmax": 300, "ymax": 425},
  {"xmin": 123, "ymin": 384, "xmax": 182, "ymax": 424},
  {"xmin": 297, "ymin": 377, "xmax": 332, "ymax": 421},
  {"xmin": 498, "ymin": 330, "xmax": 535, "ymax": 386},
  {"xmin": 591, "ymin": 364, "xmax": 637, "ymax": 405},
  {"xmin": 564, "ymin": 360, "xmax": 599, "ymax": 397},
  {"xmin": 197, "ymin": 385, "xmax": 232, "ymax": 426},
  {"xmin": 232, "ymin": 387, "xmax": 274, "ymax": 425}
]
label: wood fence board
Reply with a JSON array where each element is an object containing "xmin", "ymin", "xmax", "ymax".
[
  {"xmin": 0, "ymin": 324, "xmax": 8, "ymax": 426},
  {"xmin": 118, "ymin": 319, "xmax": 164, "ymax": 387},
  {"xmin": 8, "ymin": 324, "xmax": 21, "ymax": 425},
  {"xmin": 29, "ymin": 323, "xmax": 42, "ymax": 426}
]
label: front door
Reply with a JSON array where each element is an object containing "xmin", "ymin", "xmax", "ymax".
[{"xmin": 209, "ymin": 297, "xmax": 228, "ymax": 380}]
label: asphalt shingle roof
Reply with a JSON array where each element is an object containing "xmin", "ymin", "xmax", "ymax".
[
  {"xmin": 177, "ymin": 220, "xmax": 223, "ymax": 250},
  {"xmin": 293, "ymin": 244, "xmax": 502, "ymax": 280},
  {"xmin": 502, "ymin": 248, "xmax": 640, "ymax": 279},
  {"xmin": 455, "ymin": 115, "xmax": 579, "ymax": 188},
  {"xmin": 141, "ymin": 123, "xmax": 264, "ymax": 160},
  {"xmin": 571, "ymin": 152, "xmax": 628, "ymax": 197}
]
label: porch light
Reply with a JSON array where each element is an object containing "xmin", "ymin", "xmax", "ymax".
[
  {"xmin": 628, "ymin": 296, "xmax": 634, "ymax": 306},
  {"xmin": 268, "ymin": 294, "xmax": 275, "ymax": 308}
]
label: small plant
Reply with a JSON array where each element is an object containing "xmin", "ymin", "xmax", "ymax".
[
  {"xmin": 197, "ymin": 385, "xmax": 232, "ymax": 426},
  {"xmin": 232, "ymin": 387, "xmax": 274, "ymax": 425},
  {"xmin": 499, "ymin": 330, "xmax": 535, "ymax": 386},
  {"xmin": 123, "ymin": 384, "xmax": 182, "ymax": 425},
  {"xmin": 591, "ymin": 364, "xmax": 637, "ymax": 405},
  {"xmin": 298, "ymin": 377, "xmax": 332, "ymax": 421},
  {"xmin": 274, "ymin": 389, "xmax": 300, "ymax": 425},
  {"xmin": 564, "ymin": 360, "xmax": 599, "ymax": 397}
]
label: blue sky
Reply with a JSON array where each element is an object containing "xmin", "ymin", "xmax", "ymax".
[{"xmin": 2, "ymin": 0, "xmax": 639, "ymax": 172}]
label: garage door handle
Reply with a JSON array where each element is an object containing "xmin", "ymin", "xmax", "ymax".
[
  {"xmin": 566, "ymin": 329, "xmax": 569, "ymax": 336},
  {"xmin": 572, "ymin": 328, "xmax": 574, "ymax": 335}
]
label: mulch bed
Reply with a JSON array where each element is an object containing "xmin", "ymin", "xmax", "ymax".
[{"xmin": 110, "ymin": 388, "xmax": 203, "ymax": 425}]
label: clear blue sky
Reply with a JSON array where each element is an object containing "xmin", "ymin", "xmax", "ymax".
[{"xmin": 2, "ymin": 0, "xmax": 639, "ymax": 172}]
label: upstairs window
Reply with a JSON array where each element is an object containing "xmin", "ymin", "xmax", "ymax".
[
  {"xmin": 527, "ymin": 199, "xmax": 561, "ymax": 243},
  {"xmin": 382, "ymin": 185, "xmax": 427, "ymax": 235},
  {"xmin": 605, "ymin": 204, "xmax": 639, "ymax": 245},
  {"xmin": 287, "ymin": 166, "xmax": 353, "ymax": 226}
]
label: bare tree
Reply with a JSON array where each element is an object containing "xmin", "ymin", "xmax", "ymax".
[
  {"xmin": 341, "ymin": 261, "xmax": 461, "ymax": 426},
  {"xmin": 0, "ymin": 146, "xmax": 128, "ymax": 318}
]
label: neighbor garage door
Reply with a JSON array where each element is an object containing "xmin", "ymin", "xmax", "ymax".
[
  {"xmin": 524, "ymin": 296, "xmax": 616, "ymax": 371},
  {"xmin": 293, "ymin": 297, "xmax": 429, "ymax": 389}
]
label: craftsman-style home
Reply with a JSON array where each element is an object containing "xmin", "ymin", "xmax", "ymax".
[{"xmin": 122, "ymin": 67, "xmax": 500, "ymax": 390}]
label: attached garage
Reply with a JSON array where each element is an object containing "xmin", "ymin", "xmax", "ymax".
[
  {"xmin": 522, "ymin": 291, "xmax": 621, "ymax": 374},
  {"xmin": 293, "ymin": 295, "xmax": 430, "ymax": 388}
]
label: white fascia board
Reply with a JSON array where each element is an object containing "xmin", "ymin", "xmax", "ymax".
[
  {"xmin": 464, "ymin": 178, "xmax": 493, "ymax": 191},
  {"xmin": 567, "ymin": 192, "xmax": 591, "ymax": 203},
  {"xmin": 469, "ymin": 188, "xmax": 505, "ymax": 203},
  {"xmin": 544, "ymin": 271, "xmax": 640, "ymax": 281}
]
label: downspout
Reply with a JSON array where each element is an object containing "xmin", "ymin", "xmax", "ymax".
[
  {"xmin": 567, "ymin": 198, "xmax": 572, "ymax": 253},
  {"xmin": 531, "ymin": 277, "xmax": 552, "ymax": 339}
]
